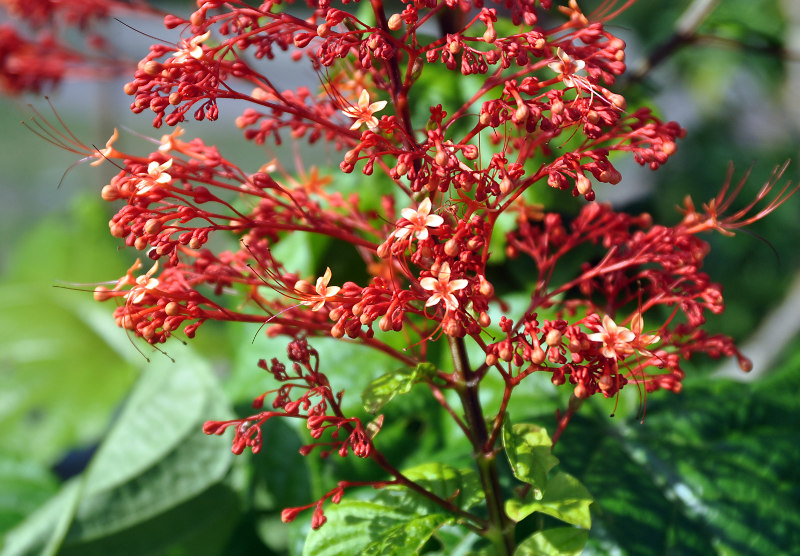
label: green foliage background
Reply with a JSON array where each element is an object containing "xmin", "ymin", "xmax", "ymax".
[{"xmin": 1, "ymin": 0, "xmax": 799, "ymax": 554}]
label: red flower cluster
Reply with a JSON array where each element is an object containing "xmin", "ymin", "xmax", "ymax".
[
  {"xmin": 9, "ymin": 0, "xmax": 797, "ymax": 536},
  {"xmin": 32, "ymin": 0, "xmax": 786, "ymax": 401}
]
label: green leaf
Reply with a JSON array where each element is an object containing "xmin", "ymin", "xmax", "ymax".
[
  {"xmin": 502, "ymin": 420, "xmax": 560, "ymax": 495},
  {"xmin": 506, "ymin": 472, "xmax": 592, "ymax": 528},
  {"xmin": 362, "ymin": 363, "xmax": 437, "ymax": 414},
  {"xmin": 514, "ymin": 527, "xmax": 588, "ymax": 556},
  {"xmin": 394, "ymin": 462, "xmax": 484, "ymax": 511},
  {"xmin": 362, "ymin": 514, "xmax": 452, "ymax": 555},
  {"xmin": 302, "ymin": 498, "xmax": 451, "ymax": 556},
  {"xmin": 2, "ymin": 351, "xmax": 238, "ymax": 556},
  {"xmin": 302, "ymin": 461, "xmax": 483, "ymax": 555},
  {"xmin": 0, "ymin": 458, "xmax": 59, "ymax": 542},
  {"xmin": 554, "ymin": 351, "xmax": 800, "ymax": 555},
  {"xmin": 0, "ymin": 284, "xmax": 137, "ymax": 465},
  {"xmin": 0, "ymin": 199, "xmax": 141, "ymax": 465},
  {"xmin": 250, "ymin": 418, "xmax": 312, "ymax": 511}
]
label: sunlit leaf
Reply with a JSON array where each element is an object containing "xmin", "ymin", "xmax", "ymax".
[
  {"xmin": 503, "ymin": 419, "xmax": 560, "ymax": 495},
  {"xmin": 362, "ymin": 363, "xmax": 437, "ymax": 414},
  {"xmin": 514, "ymin": 526, "xmax": 588, "ymax": 556}
]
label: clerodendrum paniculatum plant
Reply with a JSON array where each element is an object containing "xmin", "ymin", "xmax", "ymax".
[{"xmin": 7, "ymin": 0, "xmax": 798, "ymax": 553}]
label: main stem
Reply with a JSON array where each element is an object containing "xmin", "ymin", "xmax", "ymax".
[{"xmin": 448, "ymin": 336, "xmax": 515, "ymax": 555}]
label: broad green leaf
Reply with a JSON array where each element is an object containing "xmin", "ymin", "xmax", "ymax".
[
  {"xmin": 302, "ymin": 461, "xmax": 485, "ymax": 556},
  {"xmin": 28, "ymin": 483, "xmax": 239, "ymax": 556},
  {"xmin": 1, "ymin": 477, "xmax": 81, "ymax": 556},
  {"xmin": 0, "ymin": 199, "xmax": 139, "ymax": 465},
  {"xmin": 425, "ymin": 525, "xmax": 484, "ymax": 556},
  {"xmin": 506, "ymin": 472, "xmax": 592, "ymax": 528},
  {"xmin": 514, "ymin": 527, "xmax": 588, "ymax": 556},
  {"xmin": 362, "ymin": 514, "xmax": 452, "ymax": 555},
  {"xmin": 362, "ymin": 363, "xmax": 437, "ymax": 414},
  {"xmin": 2, "ymin": 352, "xmax": 237, "ymax": 555},
  {"xmin": 0, "ymin": 283, "xmax": 137, "ymax": 465},
  {"xmin": 554, "ymin": 350, "xmax": 800, "ymax": 555},
  {"xmin": 394, "ymin": 462, "xmax": 484, "ymax": 511},
  {"xmin": 0, "ymin": 457, "xmax": 59, "ymax": 540},
  {"xmin": 301, "ymin": 498, "xmax": 451, "ymax": 556},
  {"xmin": 503, "ymin": 420, "xmax": 560, "ymax": 495}
]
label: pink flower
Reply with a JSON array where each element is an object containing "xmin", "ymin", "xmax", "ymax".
[
  {"xmin": 587, "ymin": 314, "xmax": 660, "ymax": 360},
  {"xmin": 136, "ymin": 159, "xmax": 173, "ymax": 195},
  {"xmin": 127, "ymin": 261, "xmax": 160, "ymax": 304},
  {"xmin": 420, "ymin": 263, "xmax": 469, "ymax": 312},
  {"xmin": 172, "ymin": 31, "xmax": 211, "ymax": 63},
  {"xmin": 586, "ymin": 315, "xmax": 635, "ymax": 360},
  {"xmin": 90, "ymin": 128, "xmax": 119, "ymax": 166},
  {"xmin": 393, "ymin": 197, "xmax": 443, "ymax": 241},
  {"xmin": 630, "ymin": 313, "xmax": 660, "ymax": 354},
  {"xmin": 547, "ymin": 47, "xmax": 586, "ymax": 89},
  {"xmin": 300, "ymin": 267, "xmax": 341, "ymax": 311},
  {"xmin": 341, "ymin": 90, "xmax": 387, "ymax": 131},
  {"xmin": 158, "ymin": 127, "xmax": 185, "ymax": 153}
]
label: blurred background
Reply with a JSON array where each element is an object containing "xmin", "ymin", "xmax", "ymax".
[{"xmin": 1, "ymin": 0, "xmax": 799, "ymax": 554}]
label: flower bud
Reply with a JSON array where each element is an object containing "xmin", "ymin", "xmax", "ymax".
[
  {"xmin": 462, "ymin": 145, "xmax": 478, "ymax": 160},
  {"xmin": 387, "ymin": 13, "xmax": 403, "ymax": 30},
  {"xmin": 737, "ymin": 354, "xmax": 753, "ymax": 372},
  {"xmin": 142, "ymin": 61, "xmax": 163, "ymax": 75},
  {"xmin": 576, "ymin": 174, "xmax": 592, "ymax": 196},
  {"xmin": 101, "ymin": 184, "xmax": 119, "ymax": 201},
  {"xmin": 478, "ymin": 275, "xmax": 494, "ymax": 297},
  {"xmin": 281, "ymin": 507, "xmax": 302, "ymax": 524},
  {"xmin": 545, "ymin": 328, "xmax": 562, "ymax": 346},
  {"xmin": 598, "ymin": 375, "xmax": 614, "ymax": 392},
  {"xmin": 608, "ymin": 93, "xmax": 626, "ymax": 110},
  {"xmin": 93, "ymin": 286, "xmax": 113, "ymax": 302},
  {"xmin": 443, "ymin": 318, "xmax": 465, "ymax": 337},
  {"xmin": 531, "ymin": 344, "xmax": 545, "ymax": 365}
]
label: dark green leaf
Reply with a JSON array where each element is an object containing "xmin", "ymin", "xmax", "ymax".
[{"xmin": 554, "ymin": 352, "xmax": 800, "ymax": 555}]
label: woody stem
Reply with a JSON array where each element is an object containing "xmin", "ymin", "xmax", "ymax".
[{"xmin": 448, "ymin": 335, "xmax": 515, "ymax": 555}]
